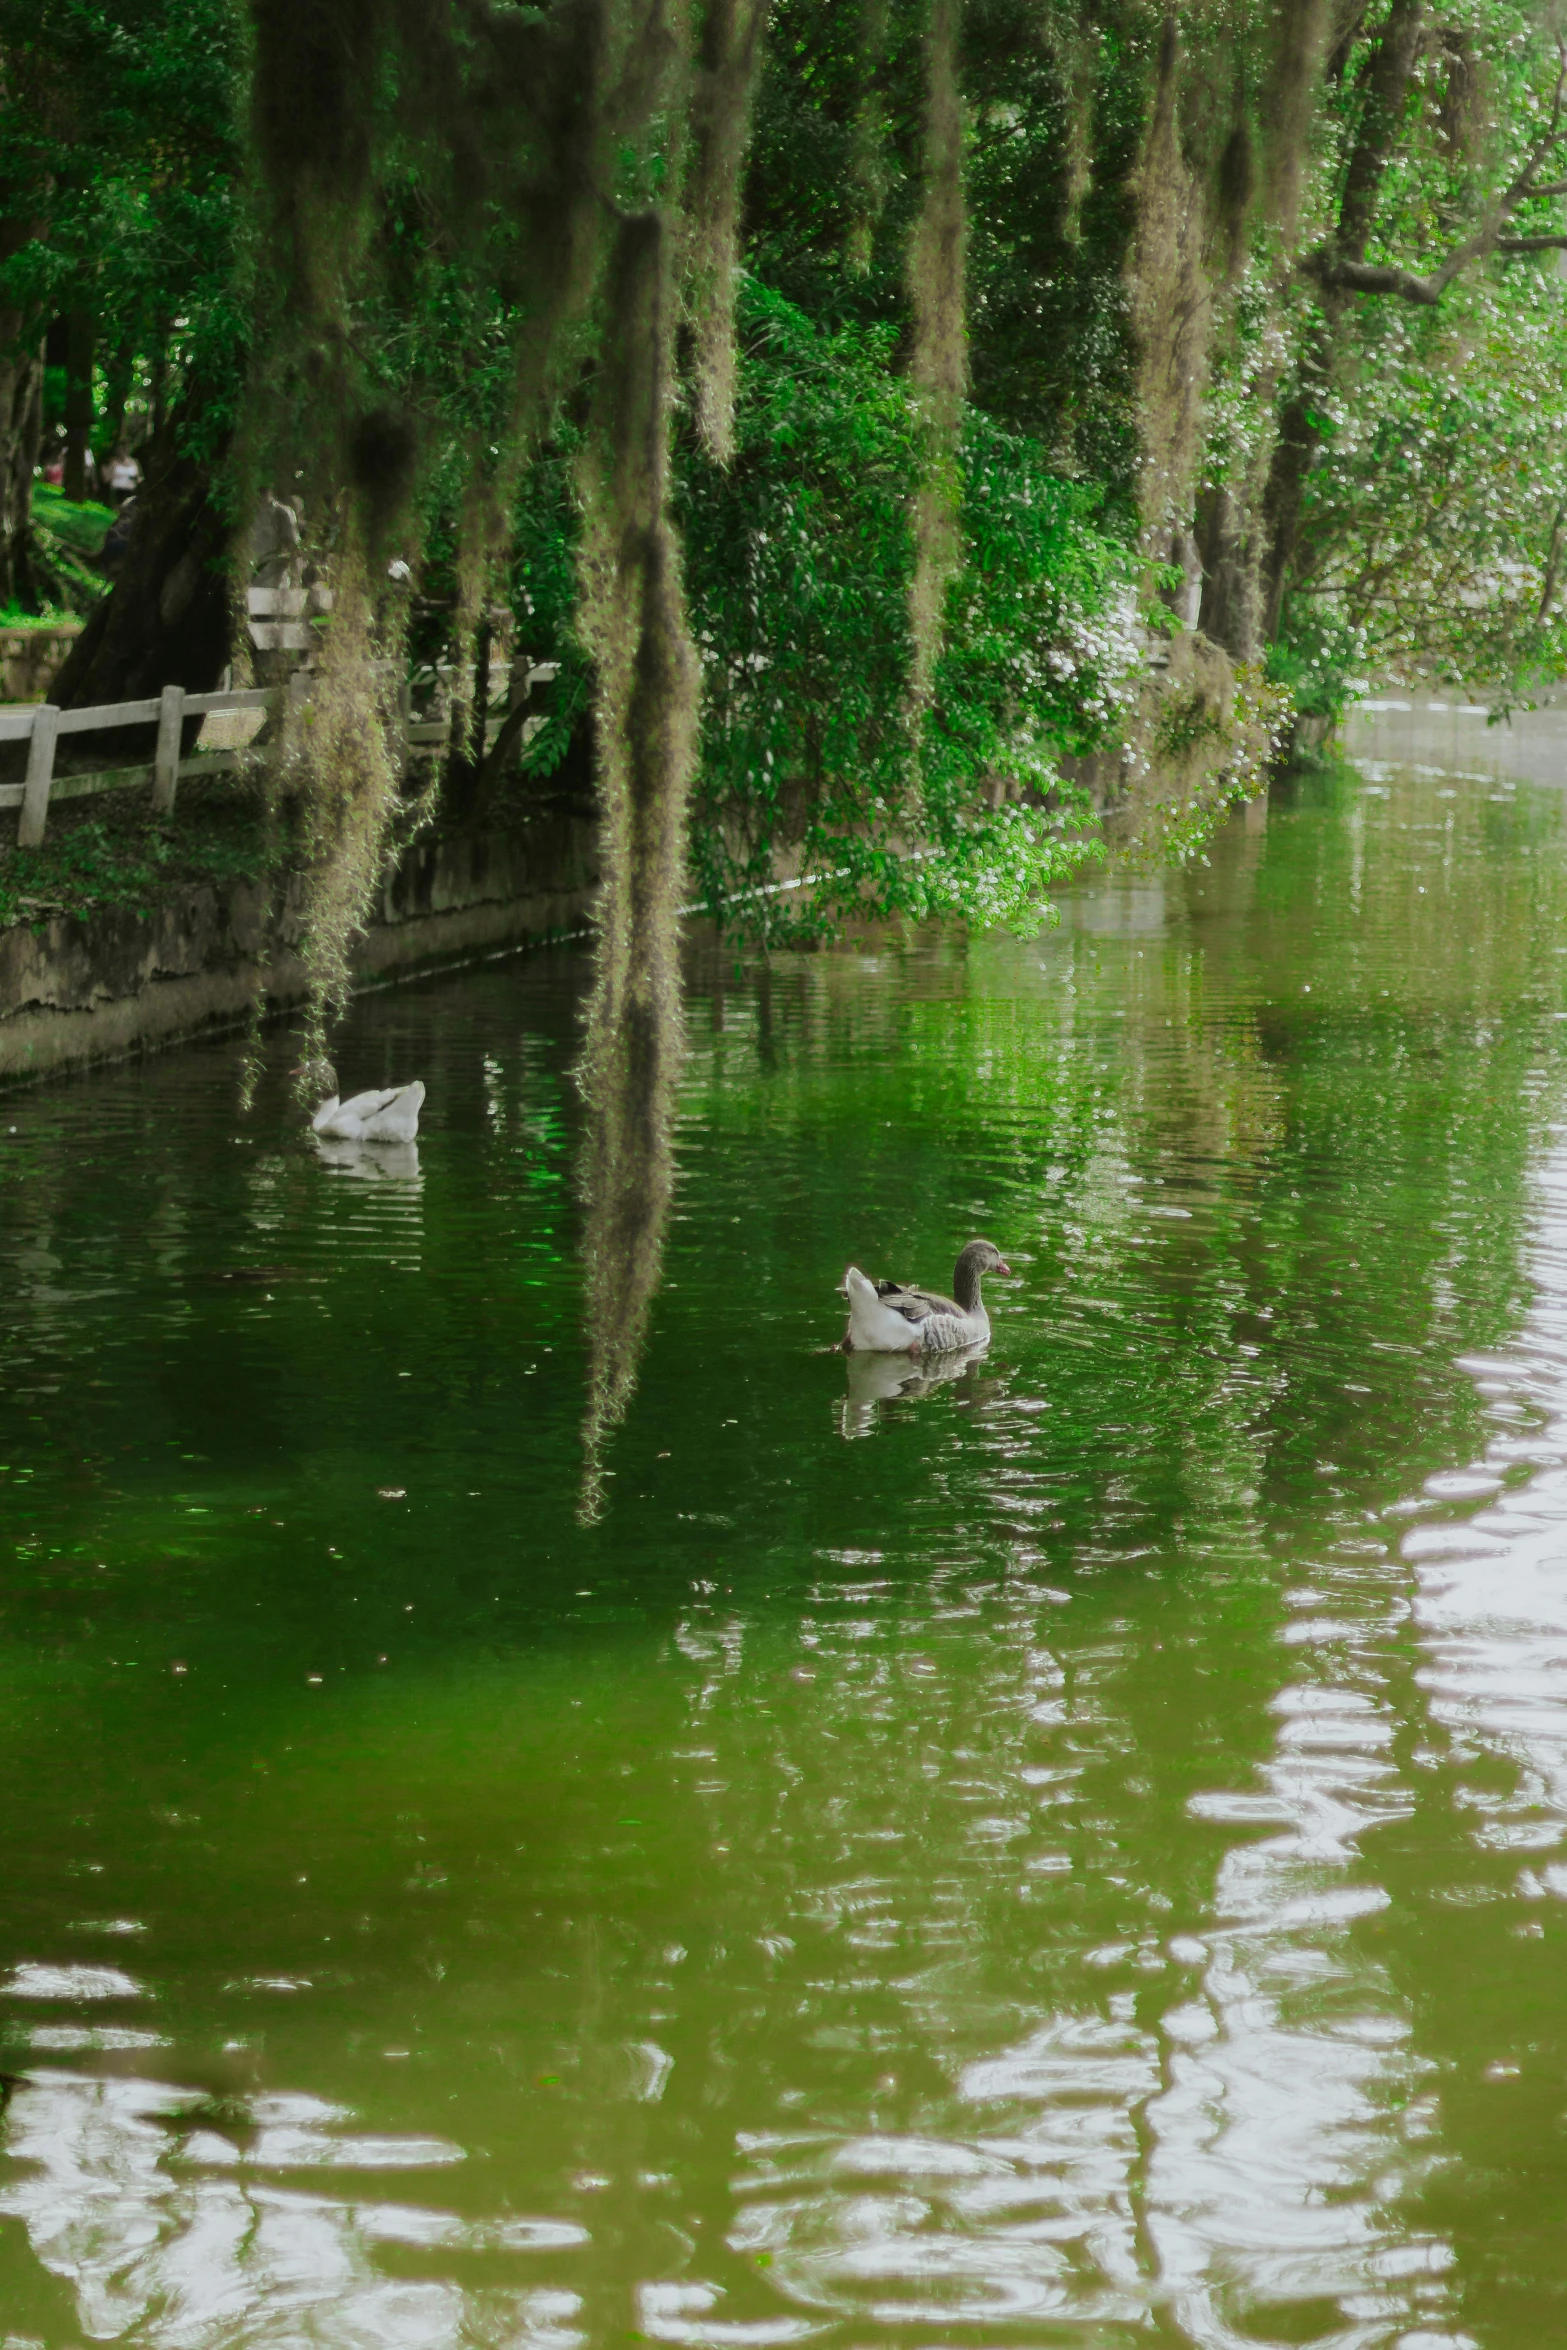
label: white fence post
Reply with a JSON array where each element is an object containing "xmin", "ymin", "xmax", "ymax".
[
  {"xmin": 18, "ymin": 705, "xmax": 60, "ymax": 848},
  {"xmin": 151, "ymin": 683, "xmax": 185, "ymax": 815}
]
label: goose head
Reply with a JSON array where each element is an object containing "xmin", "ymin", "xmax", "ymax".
[{"xmin": 953, "ymin": 1237, "xmax": 1011, "ymax": 1311}]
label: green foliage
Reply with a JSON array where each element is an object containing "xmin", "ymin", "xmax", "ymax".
[
  {"xmin": 1266, "ymin": 604, "xmax": 1367, "ymax": 725},
  {"xmin": 1288, "ymin": 272, "xmax": 1567, "ymax": 700},
  {"xmin": 677, "ymin": 281, "xmax": 1131, "ymax": 940},
  {"xmin": 23, "ymin": 484, "xmax": 112, "ymax": 614},
  {"xmin": 496, "ymin": 280, "xmax": 1135, "ymax": 941},
  {"xmin": 30, "ymin": 484, "xmax": 111, "ymax": 557},
  {"xmin": 0, "ymin": 0, "xmax": 245, "ymax": 444},
  {"xmin": 16, "ymin": 0, "xmax": 1567, "ymax": 964},
  {"xmin": 744, "ymin": 0, "xmax": 1147, "ymax": 505},
  {"xmin": 1246, "ymin": 0, "xmax": 1567, "ymax": 709}
]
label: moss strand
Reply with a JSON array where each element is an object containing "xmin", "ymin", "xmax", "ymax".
[{"xmin": 906, "ymin": 0, "xmax": 967, "ymax": 712}]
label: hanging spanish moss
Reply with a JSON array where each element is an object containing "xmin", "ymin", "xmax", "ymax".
[
  {"xmin": 239, "ymin": 0, "xmax": 712, "ymax": 1491},
  {"xmin": 1126, "ymin": 12, "xmax": 1213, "ymax": 569},
  {"xmin": 905, "ymin": 0, "xmax": 967, "ymax": 710},
  {"xmin": 1260, "ymin": 0, "xmax": 1330, "ymax": 247},
  {"xmin": 279, "ymin": 544, "xmax": 405, "ymax": 1097},
  {"xmin": 246, "ymin": 0, "xmax": 383, "ymax": 339},
  {"xmin": 240, "ymin": 0, "xmax": 653, "ymax": 1074},
  {"xmin": 1048, "ymin": 15, "xmax": 1099, "ymax": 249},
  {"xmin": 241, "ymin": 0, "xmax": 424, "ymax": 1088},
  {"xmin": 255, "ymin": 543, "xmax": 413, "ymax": 1107},
  {"xmin": 575, "ymin": 210, "xmax": 701, "ymax": 1521},
  {"xmin": 844, "ymin": 0, "xmax": 890, "ymax": 274},
  {"xmin": 442, "ymin": 0, "xmax": 621, "ymax": 787},
  {"xmin": 686, "ymin": 0, "xmax": 770, "ymax": 462}
]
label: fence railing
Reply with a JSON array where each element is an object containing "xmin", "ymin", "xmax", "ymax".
[{"xmin": 1, "ymin": 662, "xmax": 548, "ymax": 850}]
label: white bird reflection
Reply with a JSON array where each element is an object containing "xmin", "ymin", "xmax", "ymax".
[
  {"xmin": 0, "ymin": 2075, "xmax": 585, "ymax": 2348},
  {"xmin": 838, "ymin": 1339, "xmax": 991, "ymax": 1439},
  {"xmin": 311, "ymin": 1137, "xmax": 422, "ymax": 1185}
]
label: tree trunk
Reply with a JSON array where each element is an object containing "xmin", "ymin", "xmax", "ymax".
[
  {"xmin": 62, "ymin": 310, "xmax": 95, "ymax": 502},
  {"xmin": 0, "ymin": 333, "xmax": 43, "ymax": 609},
  {"xmin": 1259, "ymin": 359, "xmax": 1328, "ymax": 641},
  {"xmin": 1196, "ymin": 483, "xmax": 1262, "ymax": 661},
  {"xmin": 1259, "ymin": 0, "xmax": 1426, "ymax": 637},
  {"xmin": 51, "ymin": 400, "xmax": 231, "ymax": 712},
  {"xmin": 0, "ymin": 206, "xmax": 47, "ymax": 609}
]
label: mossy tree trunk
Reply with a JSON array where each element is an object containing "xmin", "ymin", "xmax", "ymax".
[
  {"xmin": 51, "ymin": 405, "xmax": 231, "ymax": 711},
  {"xmin": 0, "ymin": 333, "xmax": 42, "ymax": 612},
  {"xmin": 906, "ymin": 0, "xmax": 967, "ymax": 706},
  {"xmin": 1126, "ymin": 13, "xmax": 1213, "ymax": 590},
  {"xmin": 0, "ymin": 207, "xmax": 46, "ymax": 610}
]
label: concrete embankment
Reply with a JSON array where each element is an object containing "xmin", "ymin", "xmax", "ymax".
[{"xmin": 0, "ymin": 811, "xmax": 599, "ymax": 1088}]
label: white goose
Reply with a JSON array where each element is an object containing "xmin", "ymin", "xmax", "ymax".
[
  {"xmin": 840, "ymin": 1237, "xmax": 1011, "ymax": 1354},
  {"xmin": 311, "ymin": 1080, "xmax": 425, "ymax": 1144}
]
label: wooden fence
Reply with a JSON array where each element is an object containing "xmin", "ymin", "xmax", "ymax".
[{"xmin": 1, "ymin": 665, "xmax": 543, "ymax": 850}]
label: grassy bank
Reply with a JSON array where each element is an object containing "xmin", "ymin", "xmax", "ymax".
[{"xmin": 0, "ymin": 780, "xmax": 267, "ymax": 930}]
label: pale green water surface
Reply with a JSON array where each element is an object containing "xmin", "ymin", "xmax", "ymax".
[{"xmin": 6, "ymin": 755, "xmax": 1567, "ymax": 2346}]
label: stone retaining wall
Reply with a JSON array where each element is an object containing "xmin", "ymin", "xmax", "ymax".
[
  {"xmin": 0, "ymin": 809, "xmax": 599, "ymax": 1087},
  {"xmin": 1, "ymin": 622, "xmax": 84, "ymax": 703}
]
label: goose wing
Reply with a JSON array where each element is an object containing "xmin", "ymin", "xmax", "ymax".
[
  {"xmin": 337, "ymin": 1087, "xmax": 402, "ymax": 1121},
  {"xmin": 874, "ymin": 1282, "xmax": 961, "ymax": 1326},
  {"xmin": 360, "ymin": 1080, "xmax": 425, "ymax": 1141}
]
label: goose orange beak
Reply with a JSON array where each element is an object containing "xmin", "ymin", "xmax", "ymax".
[{"xmin": 995, "ymin": 1258, "xmax": 1013, "ymax": 1277}]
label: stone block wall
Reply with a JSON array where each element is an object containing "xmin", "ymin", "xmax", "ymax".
[
  {"xmin": 0, "ymin": 808, "xmax": 600, "ymax": 1086},
  {"xmin": 0, "ymin": 623, "xmax": 84, "ymax": 704}
]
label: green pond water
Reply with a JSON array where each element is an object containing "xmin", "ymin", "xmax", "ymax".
[{"xmin": 8, "ymin": 751, "xmax": 1567, "ymax": 2348}]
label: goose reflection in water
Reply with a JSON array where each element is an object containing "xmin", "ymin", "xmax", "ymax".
[
  {"xmin": 310, "ymin": 1138, "xmax": 422, "ymax": 1185},
  {"xmin": 839, "ymin": 1336, "xmax": 994, "ymax": 1439}
]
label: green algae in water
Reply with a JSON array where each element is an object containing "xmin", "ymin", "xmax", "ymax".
[{"xmin": 3, "ymin": 760, "xmax": 1567, "ymax": 2341}]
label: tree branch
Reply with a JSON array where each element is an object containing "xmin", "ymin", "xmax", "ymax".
[
  {"xmin": 1308, "ymin": 40, "xmax": 1567, "ymax": 303},
  {"xmin": 1308, "ymin": 255, "xmax": 1450, "ymax": 300}
]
